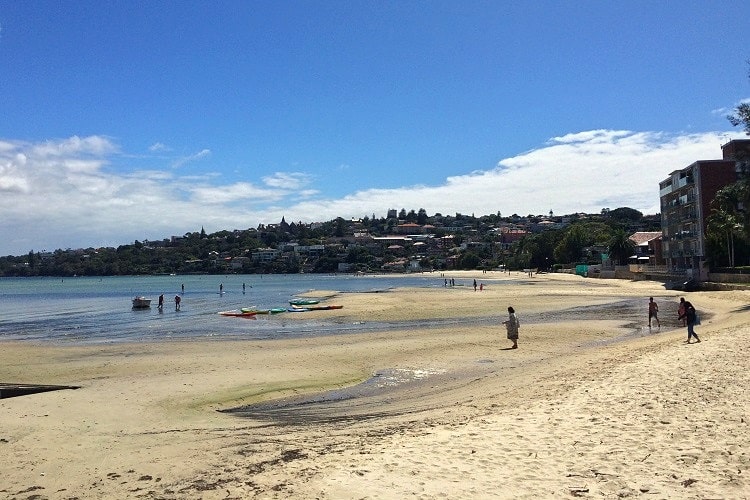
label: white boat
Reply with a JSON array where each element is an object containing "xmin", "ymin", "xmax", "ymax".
[{"xmin": 132, "ymin": 296, "xmax": 151, "ymax": 309}]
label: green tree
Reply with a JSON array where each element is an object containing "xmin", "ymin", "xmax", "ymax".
[
  {"xmin": 554, "ymin": 225, "xmax": 587, "ymax": 264},
  {"xmin": 724, "ymin": 61, "xmax": 750, "ymax": 237},
  {"xmin": 458, "ymin": 251, "xmax": 480, "ymax": 270},
  {"xmin": 707, "ymin": 185, "xmax": 744, "ymax": 267},
  {"xmin": 608, "ymin": 207, "xmax": 643, "ymax": 222},
  {"xmin": 728, "ymin": 61, "xmax": 750, "ymax": 134},
  {"xmin": 607, "ymin": 229, "xmax": 635, "ymax": 265}
]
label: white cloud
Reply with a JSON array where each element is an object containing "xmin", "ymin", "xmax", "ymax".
[
  {"xmin": 190, "ymin": 182, "xmax": 286, "ymax": 204},
  {"xmin": 266, "ymin": 130, "xmax": 745, "ymax": 223},
  {"xmin": 713, "ymin": 98, "xmax": 750, "ymax": 117},
  {"xmin": 171, "ymin": 148, "xmax": 211, "ymax": 168},
  {"xmin": 262, "ymin": 172, "xmax": 313, "ymax": 190},
  {"xmin": 0, "ymin": 130, "xmax": 745, "ymax": 255},
  {"xmin": 149, "ymin": 142, "xmax": 171, "ymax": 152}
]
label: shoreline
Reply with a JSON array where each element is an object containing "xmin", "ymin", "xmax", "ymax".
[{"xmin": 1, "ymin": 272, "xmax": 748, "ymax": 498}]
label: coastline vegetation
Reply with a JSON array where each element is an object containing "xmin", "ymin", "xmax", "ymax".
[{"xmin": 1, "ymin": 208, "xmax": 663, "ymax": 277}]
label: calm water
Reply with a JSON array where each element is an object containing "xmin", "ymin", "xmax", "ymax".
[{"xmin": 0, "ymin": 274, "xmax": 475, "ymax": 344}]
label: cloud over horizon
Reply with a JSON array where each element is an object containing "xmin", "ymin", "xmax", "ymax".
[{"xmin": 0, "ymin": 129, "xmax": 744, "ymax": 255}]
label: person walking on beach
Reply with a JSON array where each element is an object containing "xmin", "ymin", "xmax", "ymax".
[
  {"xmin": 648, "ymin": 297, "xmax": 660, "ymax": 329},
  {"xmin": 677, "ymin": 297, "xmax": 700, "ymax": 343},
  {"xmin": 503, "ymin": 306, "xmax": 520, "ymax": 349},
  {"xmin": 678, "ymin": 299, "xmax": 686, "ymax": 326}
]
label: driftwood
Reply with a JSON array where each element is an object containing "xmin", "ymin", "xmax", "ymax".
[{"xmin": 0, "ymin": 383, "xmax": 80, "ymax": 399}]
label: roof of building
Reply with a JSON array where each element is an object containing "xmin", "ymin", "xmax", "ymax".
[{"xmin": 629, "ymin": 231, "xmax": 662, "ymax": 245}]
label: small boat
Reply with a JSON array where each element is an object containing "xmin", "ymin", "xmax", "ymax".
[
  {"xmin": 132, "ymin": 296, "xmax": 151, "ymax": 309},
  {"xmin": 218, "ymin": 310, "xmax": 258, "ymax": 318},
  {"xmin": 241, "ymin": 307, "xmax": 287, "ymax": 315},
  {"xmin": 289, "ymin": 304, "xmax": 343, "ymax": 311},
  {"xmin": 289, "ymin": 298, "xmax": 320, "ymax": 306}
]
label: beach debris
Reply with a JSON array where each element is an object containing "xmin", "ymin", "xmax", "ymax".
[
  {"xmin": 568, "ymin": 485, "xmax": 589, "ymax": 496},
  {"xmin": 681, "ymin": 478, "xmax": 698, "ymax": 487},
  {"xmin": 0, "ymin": 383, "xmax": 80, "ymax": 399}
]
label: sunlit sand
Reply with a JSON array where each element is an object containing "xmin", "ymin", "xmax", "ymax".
[{"xmin": 1, "ymin": 272, "xmax": 748, "ymax": 498}]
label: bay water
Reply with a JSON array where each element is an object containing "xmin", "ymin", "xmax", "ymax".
[{"xmin": 0, "ymin": 273, "xmax": 466, "ymax": 344}]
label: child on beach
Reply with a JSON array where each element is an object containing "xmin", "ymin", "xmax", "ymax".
[{"xmin": 648, "ymin": 297, "xmax": 660, "ymax": 328}]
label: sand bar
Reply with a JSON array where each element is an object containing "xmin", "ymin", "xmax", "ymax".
[{"xmin": 1, "ymin": 272, "xmax": 748, "ymax": 499}]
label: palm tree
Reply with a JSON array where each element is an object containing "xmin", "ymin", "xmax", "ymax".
[
  {"xmin": 607, "ymin": 229, "xmax": 635, "ymax": 266},
  {"xmin": 707, "ymin": 185, "xmax": 744, "ymax": 267},
  {"xmin": 707, "ymin": 209, "xmax": 741, "ymax": 267}
]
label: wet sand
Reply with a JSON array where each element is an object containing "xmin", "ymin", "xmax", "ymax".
[{"xmin": 1, "ymin": 272, "xmax": 748, "ymax": 499}]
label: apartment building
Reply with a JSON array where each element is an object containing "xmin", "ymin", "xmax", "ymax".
[{"xmin": 659, "ymin": 139, "xmax": 750, "ymax": 278}]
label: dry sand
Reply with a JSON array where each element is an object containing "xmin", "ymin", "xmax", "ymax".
[{"xmin": 1, "ymin": 272, "xmax": 748, "ymax": 499}]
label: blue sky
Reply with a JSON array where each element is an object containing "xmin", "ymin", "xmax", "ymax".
[{"xmin": 1, "ymin": 1, "xmax": 749, "ymax": 256}]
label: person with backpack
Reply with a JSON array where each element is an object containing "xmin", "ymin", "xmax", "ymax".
[{"xmin": 678, "ymin": 297, "xmax": 700, "ymax": 343}]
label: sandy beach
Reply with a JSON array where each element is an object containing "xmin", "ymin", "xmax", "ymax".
[{"xmin": 1, "ymin": 272, "xmax": 748, "ymax": 499}]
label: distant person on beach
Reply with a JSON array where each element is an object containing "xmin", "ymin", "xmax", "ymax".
[
  {"xmin": 473, "ymin": 279, "xmax": 477, "ymax": 291},
  {"xmin": 503, "ymin": 306, "xmax": 520, "ymax": 349},
  {"xmin": 158, "ymin": 294, "xmax": 164, "ymax": 310},
  {"xmin": 677, "ymin": 297, "xmax": 700, "ymax": 343},
  {"xmin": 181, "ymin": 283, "xmax": 184, "ymax": 293},
  {"xmin": 648, "ymin": 297, "xmax": 660, "ymax": 328},
  {"xmin": 174, "ymin": 295, "xmax": 181, "ymax": 310},
  {"xmin": 219, "ymin": 283, "xmax": 223, "ymax": 294}
]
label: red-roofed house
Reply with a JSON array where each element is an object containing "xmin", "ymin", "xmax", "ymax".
[{"xmin": 629, "ymin": 232, "xmax": 664, "ymax": 266}]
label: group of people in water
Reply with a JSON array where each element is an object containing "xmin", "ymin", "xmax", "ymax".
[
  {"xmin": 502, "ymin": 295, "xmax": 702, "ymax": 350},
  {"xmin": 155, "ymin": 282, "xmax": 252, "ymax": 312},
  {"xmin": 156, "ymin": 293, "xmax": 180, "ymax": 310}
]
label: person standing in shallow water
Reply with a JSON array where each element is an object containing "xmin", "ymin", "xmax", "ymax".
[
  {"xmin": 503, "ymin": 306, "xmax": 520, "ymax": 349},
  {"xmin": 678, "ymin": 297, "xmax": 700, "ymax": 343},
  {"xmin": 648, "ymin": 297, "xmax": 660, "ymax": 328}
]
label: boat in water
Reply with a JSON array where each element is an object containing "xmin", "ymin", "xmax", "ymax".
[{"xmin": 132, "ymin": 296, "xmax": 152, "ymax": 309}]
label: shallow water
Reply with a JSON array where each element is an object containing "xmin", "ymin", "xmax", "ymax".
[{"xmin": 0, "ymin": 274, "xmax": 506, "ymax": 343}]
